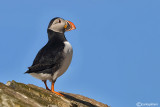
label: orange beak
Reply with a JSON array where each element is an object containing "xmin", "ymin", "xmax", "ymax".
[{"xmin": 65, "ymin": 21, "xmax": 76, "ymax": 31}]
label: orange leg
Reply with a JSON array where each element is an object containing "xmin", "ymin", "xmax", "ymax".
[
  {"xmin": 51, "ymin": 81, "xmax": 64, "ymax": 96},
  {"xmin": 43, "ymin": 80, "xmax": 51, "ymax": 91}
]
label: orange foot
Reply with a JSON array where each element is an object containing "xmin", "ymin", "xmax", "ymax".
[
  {"xmin": 43, "ymin": 80, "xmax": 51, "ymax": 91},
  {"xmin": 52, "ymin": 91, "xmax": 64, "ymax": 96},
  {"xmin": 51, "ymin": 81, "xmax": 64, "ymax": 96}
]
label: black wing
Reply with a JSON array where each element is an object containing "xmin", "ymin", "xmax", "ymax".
[{"xmin": 25, "ymin": 41, "xmax": 65, "ymax": 73}]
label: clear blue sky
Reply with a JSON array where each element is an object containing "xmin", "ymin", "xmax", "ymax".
[{"xmin": 0, "ymin": 0, "xmax": 160, "ymax": 107}]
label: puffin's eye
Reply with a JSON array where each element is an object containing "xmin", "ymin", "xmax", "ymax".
[{"xmin": 59, "ymin": 19, "xmax": 61, "ymax": 23}]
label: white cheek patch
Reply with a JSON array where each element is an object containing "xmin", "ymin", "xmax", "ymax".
[{"xmin": 49, "ymin": 23, "xmax": 65, "ymax": 33}]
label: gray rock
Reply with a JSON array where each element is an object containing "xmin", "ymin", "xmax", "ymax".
[{"xmin": 0, "ymin": 81, "xmax": 108, "ymax": 107}]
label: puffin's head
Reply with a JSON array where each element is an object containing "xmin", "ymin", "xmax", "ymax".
[{"xmin": 47, "ymin": 17, "xmax": 76, "ymax": 33}]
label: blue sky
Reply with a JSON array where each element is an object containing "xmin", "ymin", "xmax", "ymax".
[{"xmin": 0, "ymin": 0, "xmax": 160, "ymax": 107}]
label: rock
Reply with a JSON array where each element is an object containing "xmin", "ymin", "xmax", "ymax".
[{"xmin": 0, "ymin": 81, "xmax": 108, "ymax": 107}]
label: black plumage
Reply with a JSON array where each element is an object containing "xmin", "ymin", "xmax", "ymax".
[{"xmin": 25, "ymin": 30, "xmax": 67, "ymax": 75}]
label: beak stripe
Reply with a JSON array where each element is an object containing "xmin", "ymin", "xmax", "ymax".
[{"xmin": 66, "ymin": 21, "xmax": 76, "ymax": 31}]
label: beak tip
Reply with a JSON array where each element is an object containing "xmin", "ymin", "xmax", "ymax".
[{"xmin": 67, "ymin": 20, "xmax": 76, "ymax": 31}]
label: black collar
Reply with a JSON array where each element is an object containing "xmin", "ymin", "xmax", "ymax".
[{"xmin": 47, "ymin": 29, "xmax": 67, "ymax": 42}]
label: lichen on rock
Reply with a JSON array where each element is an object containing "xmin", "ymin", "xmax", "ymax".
[{"xmin": 0, "ymin": 81, "xmax": 108, "ymax": 107}]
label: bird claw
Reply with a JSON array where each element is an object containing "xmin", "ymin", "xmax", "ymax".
[{"xmin": 52, "ymin": 91, "xmax": 64, "ymax": 96}]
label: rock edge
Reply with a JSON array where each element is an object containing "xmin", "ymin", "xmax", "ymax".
[{"xmin": 0, "ymin": 80, "xmax": 108, "ymax": 107}]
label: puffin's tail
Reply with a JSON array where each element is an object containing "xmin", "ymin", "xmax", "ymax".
[
  {"xmin": 24, "ymin": 68, "xmax": 30, "ymax": 74},
  {"xmin": 24, "ymin": 70, "xmax": 29, "ymax": 74}
]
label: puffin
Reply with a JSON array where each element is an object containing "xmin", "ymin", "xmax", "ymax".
[{"xmin": 25, "ymin": 17, "xmax": 76, "ymax": 96}]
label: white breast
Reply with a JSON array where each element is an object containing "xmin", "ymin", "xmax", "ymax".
[{"xmin": 52, "ymin": 41, "xmax": 73, "ymax": 80}]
